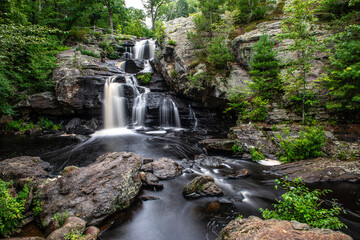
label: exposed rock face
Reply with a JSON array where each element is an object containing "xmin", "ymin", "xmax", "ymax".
[
  {"xmin": 0, "ymin": 156, "xmax": 50, "ymax": 184},
  {"xmin": 39, "ymin": 152, "xmax": 142, "ymax": 226},
  {"xmin": 182, "ymin": 175, "xmax": 223, "ymax": 198},
  {"xmin": 270, "ymin": 158, "xmax": 360, "ymax": 183},
  {"xmin": 46, "ymin": 216, "xmax": 86, "ymax": 240},
  {"xmin": 199, "ymin": 139, "xmax": 235, "ymax": 153},
  {"xmin": 217, "ymin": 216, "xmax": 352, "ymax": 240},
  {"xmin": 141, "ymin": 157, "xmax": 183, "ymax": 180}
]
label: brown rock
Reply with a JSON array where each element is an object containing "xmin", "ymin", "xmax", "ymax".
[
  {"xmin": 183, "ymin": 175, "xmax": 223, "ymax": 198},
  {"xmin": 62, "ymin": 166, "xmax": 79, "ymax": 176},
  {"xmin": 217, "ymin": 216, "xmax": 352, "ymax": 240},
  {"xmin": 84, "ymin": 226, "xmax": 100, "ymax": 240},
  {"xmin": 227, "ymin": 169, "xmax": 250, "ymax": 179}
]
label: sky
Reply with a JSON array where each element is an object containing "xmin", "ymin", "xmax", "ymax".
[{"xmin": 125, "ymin": 0, "xmax": 144, "ymax": 10}]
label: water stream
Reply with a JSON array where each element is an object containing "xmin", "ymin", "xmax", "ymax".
[{"xmin": 0, "ymin": 39, "xmax": 359, "ymax": 240}]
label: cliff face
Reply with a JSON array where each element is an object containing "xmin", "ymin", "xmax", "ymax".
[{"xmin": 155, "ymin": 15, "xmax": 334, "ymax": 123}]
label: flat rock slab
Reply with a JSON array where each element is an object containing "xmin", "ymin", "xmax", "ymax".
[
  {"xmin": 39, "ymin": 152, "xmax": 142, "ymax": 226},
  {"xmin": 0, "ymin": 156, "xmax": 50, "ymax": 183},
  {"xmin": 198, "ymin": 139, "xmax": 235, "ymax": 153},
  {"xmin": 270, "ymin": 158, "xmax": 360, "ymax": 183},
  {"xmin": 217, "ymin": 216, "xmax": 352, "ymax": 240},
  {"xmin": 141, "ymin": 157, "xmax": 182, "ymax": 180}
]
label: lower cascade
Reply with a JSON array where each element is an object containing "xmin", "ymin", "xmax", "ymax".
[{"xmin": 103, "ymin": 39, "xmax": 182, "ymax": 130}]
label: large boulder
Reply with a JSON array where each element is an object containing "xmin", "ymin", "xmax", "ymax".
[
  {"xmin": 141, "ymin": 157, "xmax": 183, "ymax": 180},
  {"xmin": 46, "ymin": 216, "xmax": 86, "ymax": 240},
  {"xmin": 182, "ymin": 175, "xmax": 223, "ymax": 198},
  {"xmin": 39, "ymin": 152, "xmax": 142, "ymax": 226},
  {"xmin": 217, "ymin": 216, "xmax": 352, "ymax": 240},
  {"xmin": 270, "ymin": 158, "xmax": 360, "ymax": 183},
  {"xmin": 0, "ymin": 156, "xmax": 50, "ymax": 184}
]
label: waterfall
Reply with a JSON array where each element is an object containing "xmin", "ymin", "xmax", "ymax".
[
  {"xmin": 104, "ymin": 77, "xmax": 128, "ymax": 129},
  {"xmin": 160, "ymin": 97, "xmax": 181, "ymax": 128},
  {"xmin": 134, "ymin": 40, "xmax": 155, "ymax": 60},
  {"xmin": 132, "ymin": 92, "xmax": 148, "ymax": 127},
  {"xmin": 189, "ymin": 105, "xmax": 198, "ymax": 131}
]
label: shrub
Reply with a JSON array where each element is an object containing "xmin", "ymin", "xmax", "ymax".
[
  {"xmin": 65, "ymin": 230, "xmax": 85, "ymax": 240},
  {"xmin": 76, "ymin": 46, "xmax": 99, "ymax": 58},
  {"xmin": 0, "ymin": 179, "xmax": 26, "ymax": 237},
  {"xmin": 137, "ymin": 73, "xmax": 152, "ymax": 84},
  {"xmin": 276, "ymin": 126, "xmax": 325, "ymax": 163},
  {"xmin": 52, "ymin": 211, "xmax": 70, "ymax": 227},
  {"xmin": 250, "ymin": 148, "xmax": 265, "ymax": 161},
  {"xmin": 207, "ymin": 37, "xmax": 234, "ymax": 70},
  {"xmin": 241, "ymin": 96, "xmax": 269, "ymax": 122},
  {"xmin": 167, "ymin": 39, "xmax": 177, "ymax": 46},
  {"xmin": 232, "ymin": 140, "xmax": 243, "ymax": 154},
  {"xmin": 260, "ymin": 177, "xmax": 347, "ymax": 230}
]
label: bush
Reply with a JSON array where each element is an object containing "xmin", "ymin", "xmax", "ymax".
[
  {"xmin": 137, "ymin": 73, "xmax": 152, "ymax": 84},
  {"xmin": 5, "ymin": 118, "xmax": 62, "ymax": 133},
  {"xmin": 207, "ymin": 37, "xmax": 234, "ymax": 70},
  {"xmin": 260, "ymin": 177, "xmax": 347, "ymax": 230},
  {"xmin": 250, "ymin": 148, "xmax": 265, "ymax": 161},
  {"xmin": 242, "ymin": 96, "xmax": 269, "ymax": 122},
  {"xmin": 232, "ymin": 140, "xmax": 243, "ymax": 154},
  {"xmin": 52, "ymin": 211, "xmax": 70, "ymax": 227},
  {"xmin": 0, "ymin": 179, "xmax": 26, "ymax": 237},
  {"xmin": 76, "ymin": 46, "xmax": 99, "ymax": 58},
  {"xmin": 276, "ymin": 126, "xmax": 325, "ymax": 163},
  {"xmin": 65, "ymin": 230, "xmax": 85, "ymax": 240},
  {"xmin": 167, "ymin": 39, "xmax": 177, "ymax": 46}
]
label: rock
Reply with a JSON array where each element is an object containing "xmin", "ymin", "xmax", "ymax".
[
  {"xmin": 28, "ymin": 92, "xmax": 59, "ymax": 110},
  {"xmin": 62, "ymin": 166, "xmax": 79, "ymax": 176},
  {"xmin": 0, "ymin": 115, "xmax": 13, "ymax": 125},
  {"xmin": 0, "ymin": 156, "xmax": 49, "ymax": 184},
  {"xmin": 123, "ymin": 60, "xmax": 144, "ymax": 73},
  {"xmin": 140, "ymin": 195, "xmax": 160, "ymax": 201},
  {"xmin": 182, "ymin": 175, "xmax": 223, "ymax": 198},
  {"xmin": 143, "ymin": 158, "xmax": 154, "ymax": 164},
  {"xmin": 46, "ymin": 216, "xmax": 86, "ymax": 240},
  {"xmin": 270, "ymin": 157, "xmax": 360, "ymax": 183},
  {"xmin": 206, "ymin": 202, "xmax": 221, "ymax": 213},
  {"xmin": 216, "ymin": 216, "xmax": 352, "ymax": 240},
  {"xmin": 194, "ymin": 155, "xmax": 223, "ymax": 167},
  {"xmin": 64, "ymin": 118, "xmax": 97, "ymax": 135},
  {"xmin": 7, "ymin": 238, "xmax": 44, "ymax": 240},
  {"xmin": 227, "ymin": 169, "xmax": 250, "ymax": 179},
  {"xmin": 84, "ymin": 226, "xmax": 100, "ymax": 240},
  {"xmin": 141, "ymin": 157, "xmax": 183, "ymax": 180},
  {"xmin": 199, "ymin": 139, "xmax": 235, "ymax": 153},
  {"xmin": 64, "ymin": 118, "xmax": 82, "ymax": 132},
  {"xmin": 39, "ymin": 152, "xmax": 142, "ymax": 226},
  {"xmin": 141, "ymin": 172, "xmax": 164, "ymax": 190}
]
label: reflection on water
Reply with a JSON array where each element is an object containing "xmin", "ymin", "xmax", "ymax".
[{"xmin": 0, "ymin": 133, "xmax": 359, "ymax": 240}]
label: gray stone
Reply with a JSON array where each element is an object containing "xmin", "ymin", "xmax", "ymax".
[
  {"xmin": 183, "ymin": 175, "xmax": 223, "ymax": 198},
  {"xmin": 46, "ymin": 216, "xmax": 86, "ymax": 240}
]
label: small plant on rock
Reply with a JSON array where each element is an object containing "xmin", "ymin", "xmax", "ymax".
[
  {"xmin": 250, "ymin": 148, "xmax": 265, "ymax": 161},
  {"xmin": 260, "ymin": 177, "xmax": 347, "ymax": 230},
  {"xmin": 65, "ymin": 230, "xmax": 85, "ymax": 240},
  {"xmin": 52, "ymin": 211, "xmax": 70, "ymax": 227}
]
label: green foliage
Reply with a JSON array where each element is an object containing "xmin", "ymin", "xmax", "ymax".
[
  {"xmin": 52, "ymin": 211, "xmax": 70, "ymax": 228},
  {"xmin": 137, "ymin": 73, "xmax": 152, "ymax": 84},
  {"xmin": 167, "ymin": 39, "xmax": 177, "ymax": 46},
  {"xmin": 187, "ymin": 72, "xmax": 212, "ymax": 90},
  {"xmin": 65, "ymin": 230, "xmax": 85, "ymax": 240},
  {"xmin": 250, "ymin": 148, "xmax": 265, "ymax": 161},
  {"xmin": 225, "ymin": 92, "xmax": 248, "ymax": 114},
  {"xmin": 76, "ymin": 46, "xmax": 100, "ymax": 58},
  {"xmin": 276, "ymin": 126, "xmax": 325, "ymax": 163},
  {"xmin": 0, "ymin": 24, "xmax": 66, "ymax": 115},
  {"xmin": 280, "ymin": 0, "xmax": 324, "ymax": 123},
  {"xmin": 260, "ymin": 177, "xmax": 347, "ymax": 230},
  {"xmin": 232, "ymin": 140, "xmax": 243, "ymax": 154},
  {"xmin": 323, "ymin": 25, "xmax": 360, "ymax": 114},
  {"xmin": 154, "ymin": 21, "xmax": 166, "ymax": 44},
  {"xmin": 0, "ymin": 179, "xmax": 26, "ymax": 237},
  {"xmin": 242, "ymin": 96, "xmax": 269, "ymax": 122},
  {"xmin": 5, "ymin": 118, "xmax": 62, "ymax": 133},
  {"xmin": 207, "ymin": 36, "xmax": 234, "ymax": 70},
  {"xmin": 249, "ymin": 34, "xmax": 281, "ymax": 99}
]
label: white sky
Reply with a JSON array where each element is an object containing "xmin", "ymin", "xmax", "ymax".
[{"xmin": 125, "ymin": 0, "xmax": 144, "ymax": 10}]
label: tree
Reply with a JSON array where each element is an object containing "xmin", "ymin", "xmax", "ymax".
[
  {"xmin": 100, "ymin": 0, "xmax": 126, "ymax": 33},
  {"xmin": 249, "ymin": 34, "xmax": 281, "ymax": 100},
  {"xmin": 141, "ymin": 0, "xmax": 169, "ymax": 31},
  {"xmin": 279, "ymin": 0, "xmax": 323, "ymax": 122},
  {"xmin": 324, "ymin": 25, "xmax": 360, "ymax": 114}
]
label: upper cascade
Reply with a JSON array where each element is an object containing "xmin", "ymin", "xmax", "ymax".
[{"xmin": 103, "ymin": 39, "xmax": 182, "ymax": 130}]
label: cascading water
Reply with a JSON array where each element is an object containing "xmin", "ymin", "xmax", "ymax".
[
  {"xmin": 104, "ymin": 39, "xmax": 182, "ymax": 130},
  {"xmin": 160, "ymin": 97, "xmax": 181, "ymax": 128}
]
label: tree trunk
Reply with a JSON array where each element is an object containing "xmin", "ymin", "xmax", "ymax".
[{"xmin": 106, "ymin": 2, "xmax": 114, "ymax": 33}]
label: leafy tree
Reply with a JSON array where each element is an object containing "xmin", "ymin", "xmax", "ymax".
[
  {"xmin": 249, "ymin": 34, "xmax": 281, "ymax": 100},
  {"xmin": 224, "ymin": 0, "xmax": 275, "ymax": 23},
  {"xmin": 324, "ymin": 24, "xmax": 360, "ymax": 114},
  {"xmin": 260, "ymin": 177, "xmax": 347, "ymax": 230},
  {"xmin": 279, "ymin": 0, "xmax": 324, "ymax": 123},
  {"xmin": 141, "ymin": 0, "xmax": 170, "ymax": 31}
]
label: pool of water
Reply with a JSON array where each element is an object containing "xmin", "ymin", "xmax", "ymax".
[{"xmin": 1, "ymin": 131, "xmax": 359, "ymax": 240}]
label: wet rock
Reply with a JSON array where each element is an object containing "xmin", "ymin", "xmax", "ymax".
[
  {"xmin": 64, "ymin": 118, "xmax": 82, "ymax": 132},
  {"xmin": 199, "ymin": 139, "xmax": 235, "ymax": 153},
  {"xmin": 142, "ymin": 158, "xmax": 183, "ymax": 180},
  {"xmin": 270, "ymin": 157, "xmax": 360, "ymax": 183},
  {"xmin": 124, "ymin": 60, "xmax": 144, "ymax": 73},
  {"xmin": 140, "ymin": 172, "xmax": 164, "ymax": 190},
  {"xmin": 140, "ymin": 195, "xmax": 160, "ymax": 201},
  {"xmin": 39, "ymin": 152, "xmax": 142, "ymax": 226},
  {"xmin": 0, "ymin": 156, "xmax": 49, "ymax": 184},
  {"xmin": 84, "ymin": 226, "xmax": 100, "ymax": 240},
  {"xmin": 216, "ymin": 216, "xmax": 352, "ymax": 240},
  {"xmin": 226, "ymin": 169, "xmax": 250, "ymax": 179},
  {"xmin": 182, "ymin": 175, "xmax": 223, "ymax": 198},
  {"xmin": 64, "ymin": 118, "xmax": 96, "ymax": 135},
  {"xmin": 62, "ymin": 166, "xmax": 79, "ymax": 176},
  {"xmin": 46, "ymin": 216, "xmax": 86, "ymax": 240},
  {"xmin": 194, "ymin": 155, "xmax": 223, "ymax": 167},
  {"xmin": 143, "ymin": 158, "xmax": 154, "ymax": 164},
  {"xmin": 7, "ymin": 238, "xmax": 44, "ymax": 240},
  {"xmin": 206, "ymin": 202, "xmax": 221, "ymax": 213}
]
